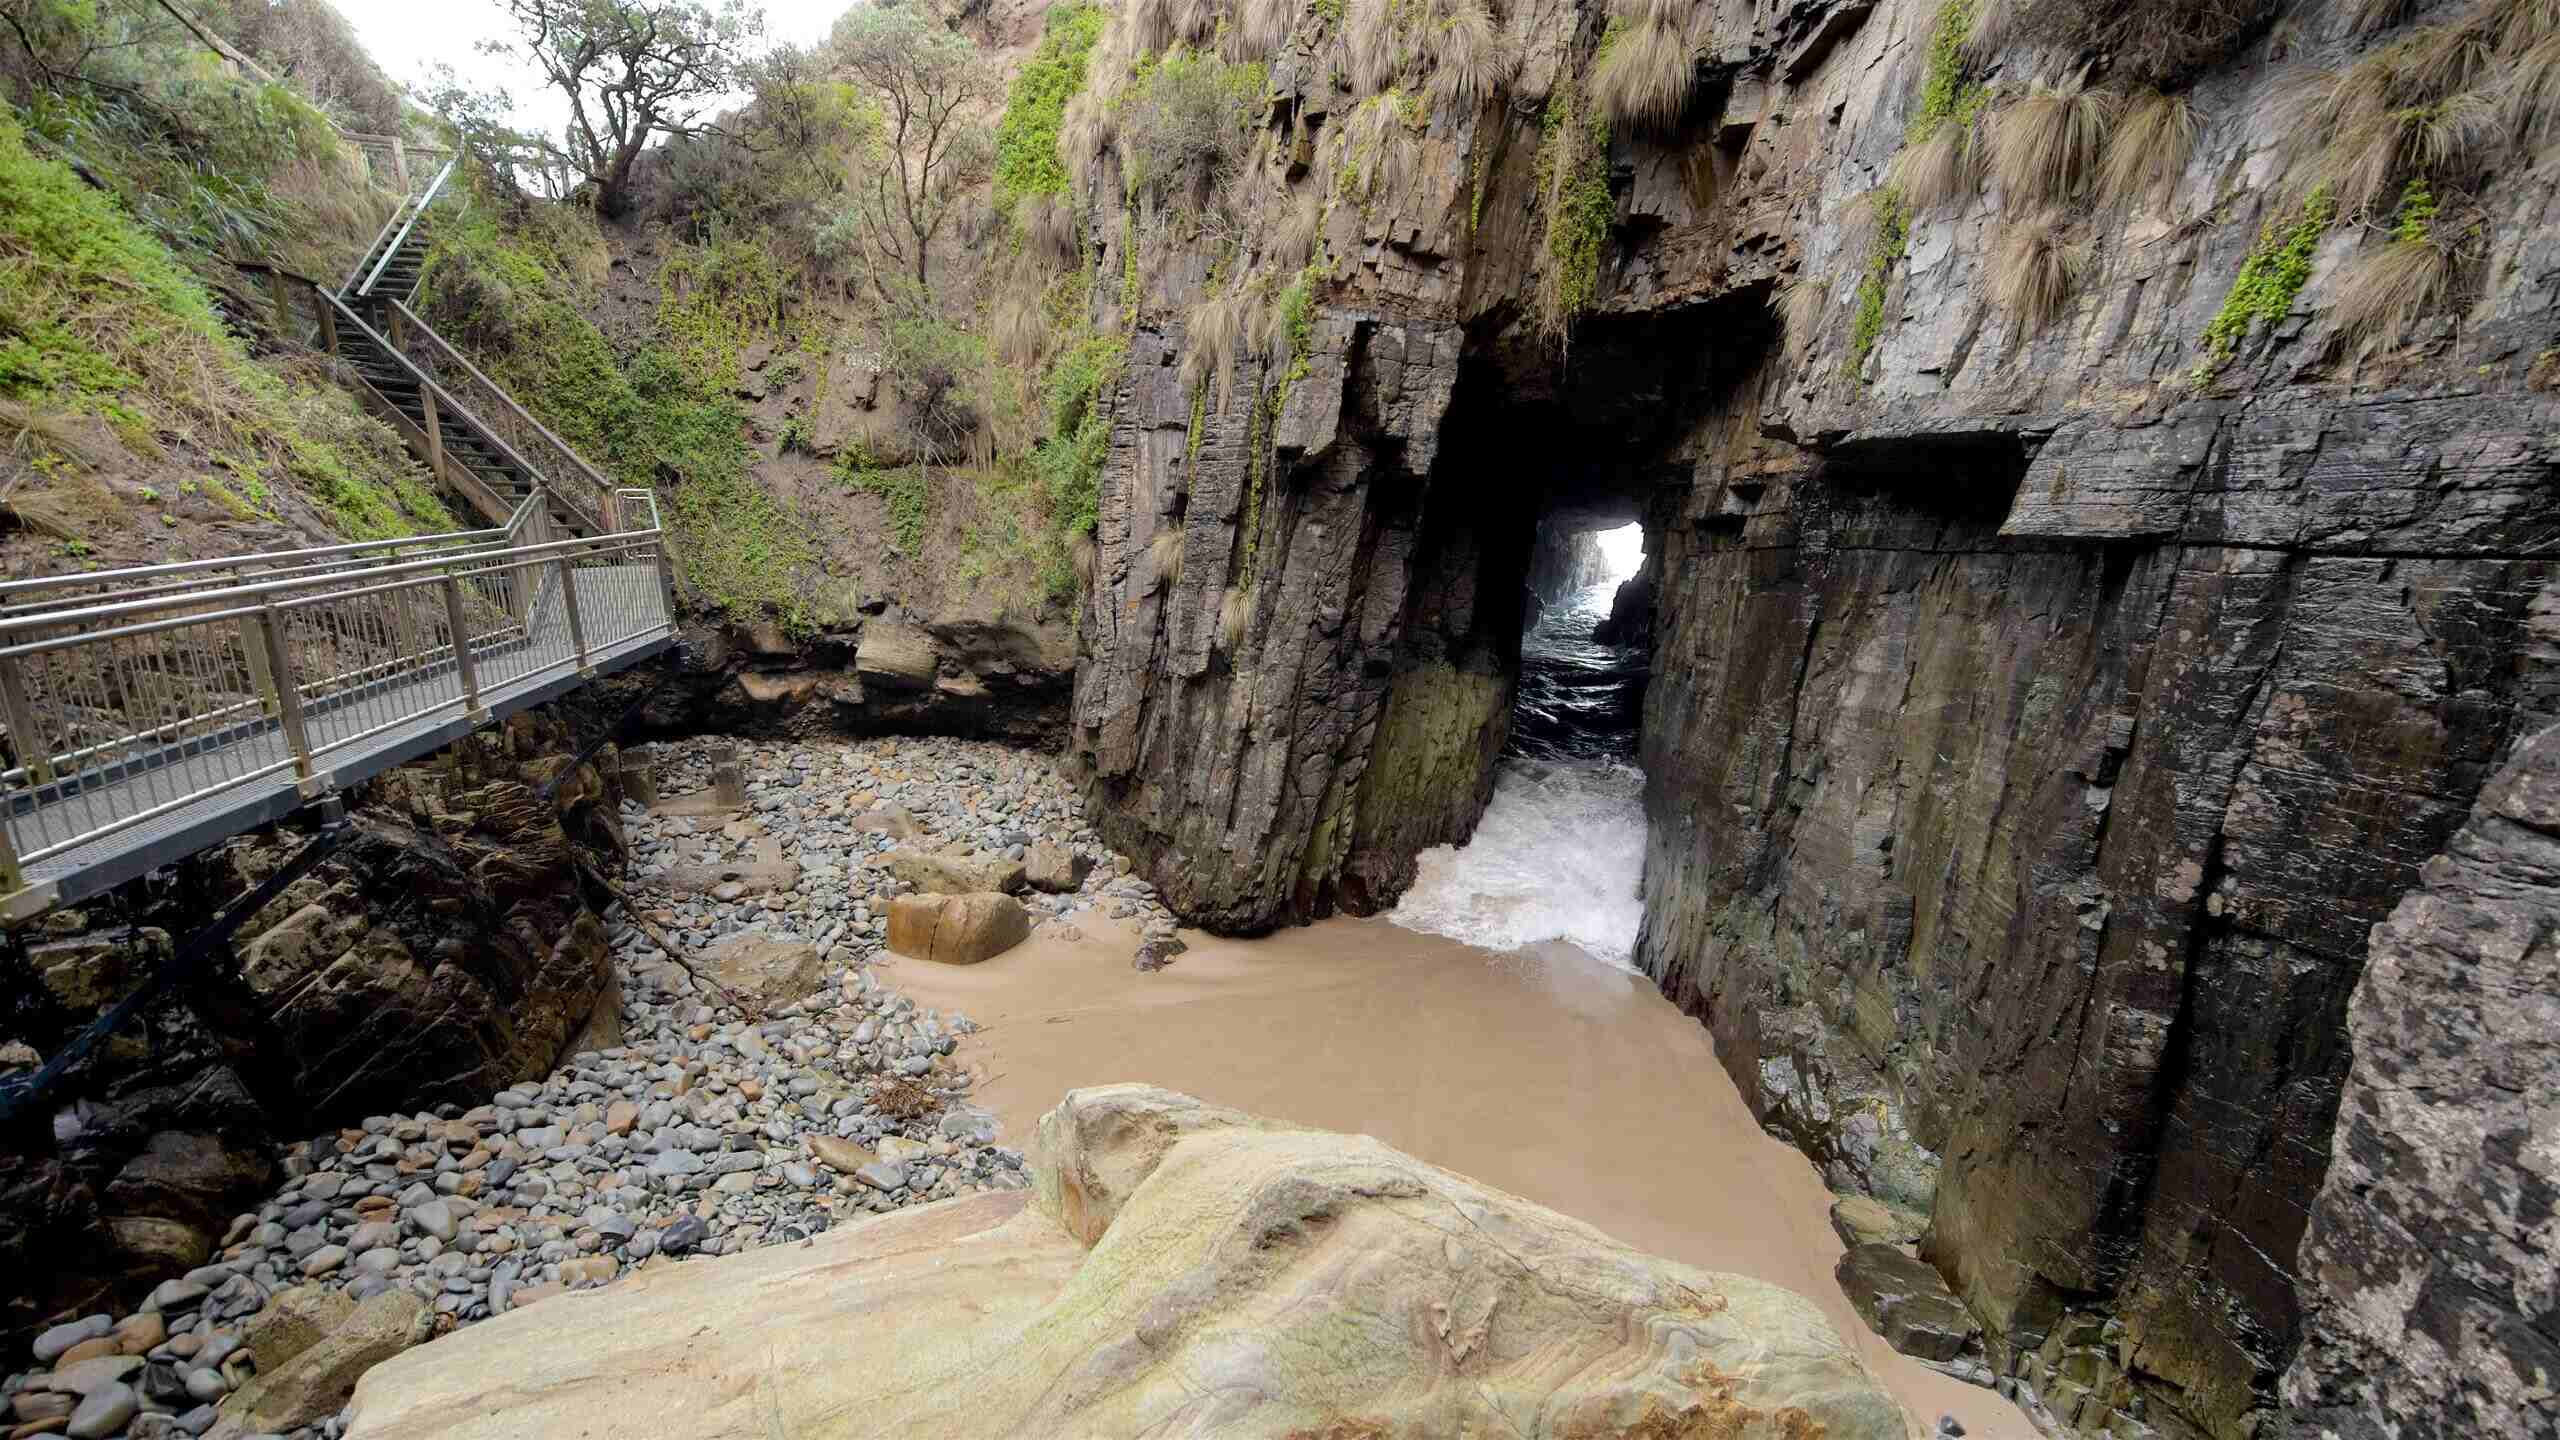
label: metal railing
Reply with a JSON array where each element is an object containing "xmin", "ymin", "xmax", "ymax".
[
  {"xmin": 241, "ymin": 264, "xmax": 552, "ymax": 530},
  {"xmin": 0, "ymin": 492, "xmax": 671, "ymax": 905},
  {"xmin": 345, "ymin": 154, "xmax": 457, "ymax": 301},
  {"xmin": 382, "ymin": 300, "xmax": 614, "ymax": 534}
]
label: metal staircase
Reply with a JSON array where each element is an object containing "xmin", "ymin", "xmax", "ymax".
[{"xmin": 0, "ymin": 154, "xmax": 682, "ymax": 924}]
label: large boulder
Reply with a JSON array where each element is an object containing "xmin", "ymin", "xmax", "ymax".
[
  {"xmin": 2282, "ymin": 721, "xmax": 2560, "ymax": 1439},
  {"xmin": 1832, "ymin": 1244, "xmax": 1982, "ymax": 1365},
  {"xmin": 341, "ymin": 1086, "xmax": 1904, "ymax": 1440},
  {"xmin": 885, "ymin": 893, "xmax": 1030, "ymax": 966},
  {"xmin": 854, "ymin": 620, "xmax": 939, "ymax": 692},
  {"xmin": 876, "ymin": 848, "xmax": 1026, "ymax": 895},
  {"xmin": 1022, "ymin": 840, "xmax": 1091, "ymax": 894},
  {"xmin": 211, "ymin": 1288, "xmax": 430, "ymax": 1437},
  {"xmin": 704, "ymin": 935, "xmax": 825, "ymax": 1010}
]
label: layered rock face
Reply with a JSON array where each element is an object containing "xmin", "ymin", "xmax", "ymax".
[
  {"xmin": 2280, "ymin": 722, "xmax": 2560, "ymax": 1439},
  {"xmin": 2, "ymin": 707, "xmax": 626, "ymax": 1342},
  {"xmin": 341, "ymin": 1085, "xmax": 1905, "ymax": 1439},
  {"xmin": 1061, "ymin": 0, "xmax": 2560, "ymax": 1433}
]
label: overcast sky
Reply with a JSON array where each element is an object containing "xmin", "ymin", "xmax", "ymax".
[{"xmin": 335, "ymin": 0, "xmax": 855, "ymax": 137}]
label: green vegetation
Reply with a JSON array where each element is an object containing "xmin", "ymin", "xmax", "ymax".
[
  {"xmin": 994, "ymin": 4, "xmax": 1107, "ymax": 210},
  {"xmin": 838, "ymin": 455, "xmax": 931, "ymax": 552},
  {"xmin": 2391, "ymin": 178, "xmax": 2438, "ymax": 243},
  {"xmin": 658, "ymin": 231, "xmax": 788, "ymax": 389},
  {"xmin": 1911, "ymin": 0, "xmax": 1987, "ymax": 143},
  {"xmin": 1844, "ymin": 189, "xmax": 1908, "ymax": 378},
  {"xmin": 1533, "ymin": 74, "xmax": 1614, "ymax": 340},
  {"xmin": 0, "ymin": 111, "xmax": 445, "ymax": 542},
  {"xmin": 420, "ymin": 200, "xmax": 813, "ymax": 623},
  {"xmin": 1116, "ymin": 47, "xmax": 1267, "ymax": 202},
  {"xmin": 2197, "ymin": 190, "xmax": 2334, "ymax": 374},
  {"xmin": 1033, "ymin": 331, "xmax": 1126, "ymax": 548}
]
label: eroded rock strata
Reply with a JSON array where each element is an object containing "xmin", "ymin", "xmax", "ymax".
[{"xmin": 1059, "ymin": 0, "xmax": 2560, "ymax": 1434}]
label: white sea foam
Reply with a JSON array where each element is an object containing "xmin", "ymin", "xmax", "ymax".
[{"xmin": 1388, "ymin": 757, "xmax": 1648, "ymax": 969}]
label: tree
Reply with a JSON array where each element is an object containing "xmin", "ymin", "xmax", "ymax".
[
  {"xmin": 485, "ymin": 0, "xmax": 763, "ymax": 217},
  {"xmin": 825, "ymin": 3, "xmax": 993, "ymax": 294}
]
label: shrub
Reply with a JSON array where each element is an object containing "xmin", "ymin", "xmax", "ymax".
[
  {"xmin": 1119, "ymin": 49, "xmax": 1265, "ymax": 206},
  {"xmin": 1841, "ymin": 187, "xmax": 1908, "ymax": 378},
  {"xmin": 1987, "ymin": 83, "xmax": 2118, "ymax": 206},
  {"xmin": 2098, "ymin": 89, "xmax": 2202, "ymax": 209},
  {"xmin": 1990, "ymin": 212, "xmax": 2083, "ymax": 332},
  {"xmin": 1593, "ymin": 13, "xmax": 1693, "ymax": 129}
]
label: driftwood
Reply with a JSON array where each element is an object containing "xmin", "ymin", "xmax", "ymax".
[{"xmin": 574, "ymin": 855, "xmax": 760, "ymax": 1019}]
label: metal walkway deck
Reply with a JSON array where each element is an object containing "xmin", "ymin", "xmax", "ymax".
[{"xmin": 0, "ymin": 494, "xmax": 674, "ymax": 919}]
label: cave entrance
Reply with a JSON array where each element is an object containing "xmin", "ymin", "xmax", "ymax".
[{"xmin": 1511, "ymin": 519, "xmax": 1651, "ymax": 763}]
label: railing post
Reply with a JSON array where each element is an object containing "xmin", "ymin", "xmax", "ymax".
[
  {"xmin": 253, "ymin": 605, "xmax": 323, "ymax": 798},
  {"xmin": 0, "ymin": 655, "xmax": 53, "ymax": 788},
  {"xmin": 418, "ymin": 381, "xmax": 445, "ymax": 481},
  {"xmin": 0, "ymin": 804, "xmax": 22, "ymax": 898},
  {"xmin": 555, "ymin": 554, "xmax": 591, "ymax": 671},
  {"xmin": 317, "ymin": 299, "xmax": 338, "ymax": 356},
  {"xmin": 441, "ymin": 573, "xmax": 485, "ymax": 722},
  {"xmin": 391, "ymin": 135, "xmax": 409, "ymax": 194},
  {"xmin": 266, "ymin": 268, "xmax": 292, "ymax": 341}
]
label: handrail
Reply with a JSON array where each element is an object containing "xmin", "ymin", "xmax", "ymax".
[
  {"xmin": 0, "ymin": 529, "xmax": 658, "ymax": 641},
  {"xmin": 382, "ymin": 299, "xmax": 614, "ymax": 533},
  {"xmin": 357, "ymin": 155, "xmax": 457, "ymax": 299},
  {"xmin": 243, "ymin": 264, "xmax": 565, "ymax": 521},
  {"xmin": 0, "ymin": 521, "xmax": 512, "ymax": 604}
]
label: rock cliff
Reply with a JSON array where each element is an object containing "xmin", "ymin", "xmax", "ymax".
[
  {"xmin": 1058, "ymin": 0, "xmax": 2560, "ymax": 1433},
  {"xmin": 2280, "ymin": 721, "xmax": 2560, "ymax": 1440}
]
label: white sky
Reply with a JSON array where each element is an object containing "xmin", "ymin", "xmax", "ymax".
[
  {"xmin": 335, "ymin": 0, "xmax": 856, "ymax": 138},
  {"xmin": 1596, "ymin": 523, "xmax": 1645, "ymax": 582}
]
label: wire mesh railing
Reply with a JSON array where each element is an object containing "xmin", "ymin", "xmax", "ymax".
[{"xmin": 0, "ymin": 496, "xmax": 671, "ymax": 906}]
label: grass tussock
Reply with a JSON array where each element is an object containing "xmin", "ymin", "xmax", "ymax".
[
  {"xmin": 1991, "ymin": 212, "xmax": 2083, "ymax": 333},
  {"xmin": 1988, "ymin": 83, "xmax": 2119, "ymax": 206},
  {"xmin": 1966, "ymin": 0, "xmax": 2282, "ymax": 85},
  {"xmin": 1349, "ymin": 0, "xmax": 1399, "ymax": 94},
  {"xmin": 1218, "ymin": 584, "xmax": 1249, "ymax": 652},
  {"xmin": 2330, "ymin": 236, "xmax": 2462, "ymax": 351},
  {"xmin": 1885, "ymin": 121, "xmax": 1980, "ymax": 212},
  {"xmin": 1181, "ymin": 288, "xmax": 1248, "ymax": 409},
  {"xmin": 1146, "ymin": 527, "xmax": 1184, "ymax": 592},
  {"xmin": 1594, "ymin": 14, "xmax": 1695, "ymax": 129},
  {"xmin": 2098, "ymin": 89, "xmax": 2202, "ymax": 209},
  {"xmin": 1431, "ymin": 0, "xmax": 1508, "ymax": 107}
]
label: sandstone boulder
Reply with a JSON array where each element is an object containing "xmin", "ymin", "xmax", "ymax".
[
  {"xmin": 235, "ymin": 1285, "xmax": 356, "ymax": 1374},
  {"xmin": 877, "ymin": 848, "xmax": 1025, "ymax": 895},
  {"xmin": 705, "ymin": 935, "xmax": 825, "ymax": 1010},
  {"xmin": 886, "ymin": 893, "xmax": 1029, "ymax": 966},
  {"xmin": 854, "ymin": 620, "xmax": 938, "ymax": 692},
  {"xmin": 212, "ymin": 1289, "xmax": 429, "ymax": 1437},
  {"xmin": 342, "ymin": 1086, "xmax": 1904, "ymax": 1440},
  {"xmin": 1022, "ymin": 840, "xmax": 1091, "ymax": 894}
]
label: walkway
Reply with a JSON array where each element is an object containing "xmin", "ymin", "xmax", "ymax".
[{"xmin": 0, "ymin": 499, "xmax": 673, "ymax": 919}]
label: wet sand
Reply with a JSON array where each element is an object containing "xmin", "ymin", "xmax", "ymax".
[{"xmin": 890, "ymin": 911, "xmax": 2032, "ymax": 1439}]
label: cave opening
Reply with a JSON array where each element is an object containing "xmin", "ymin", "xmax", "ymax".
[{"xmin": 1369, "ymin": 298, "xmax": 1763, "ymax": 962}]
